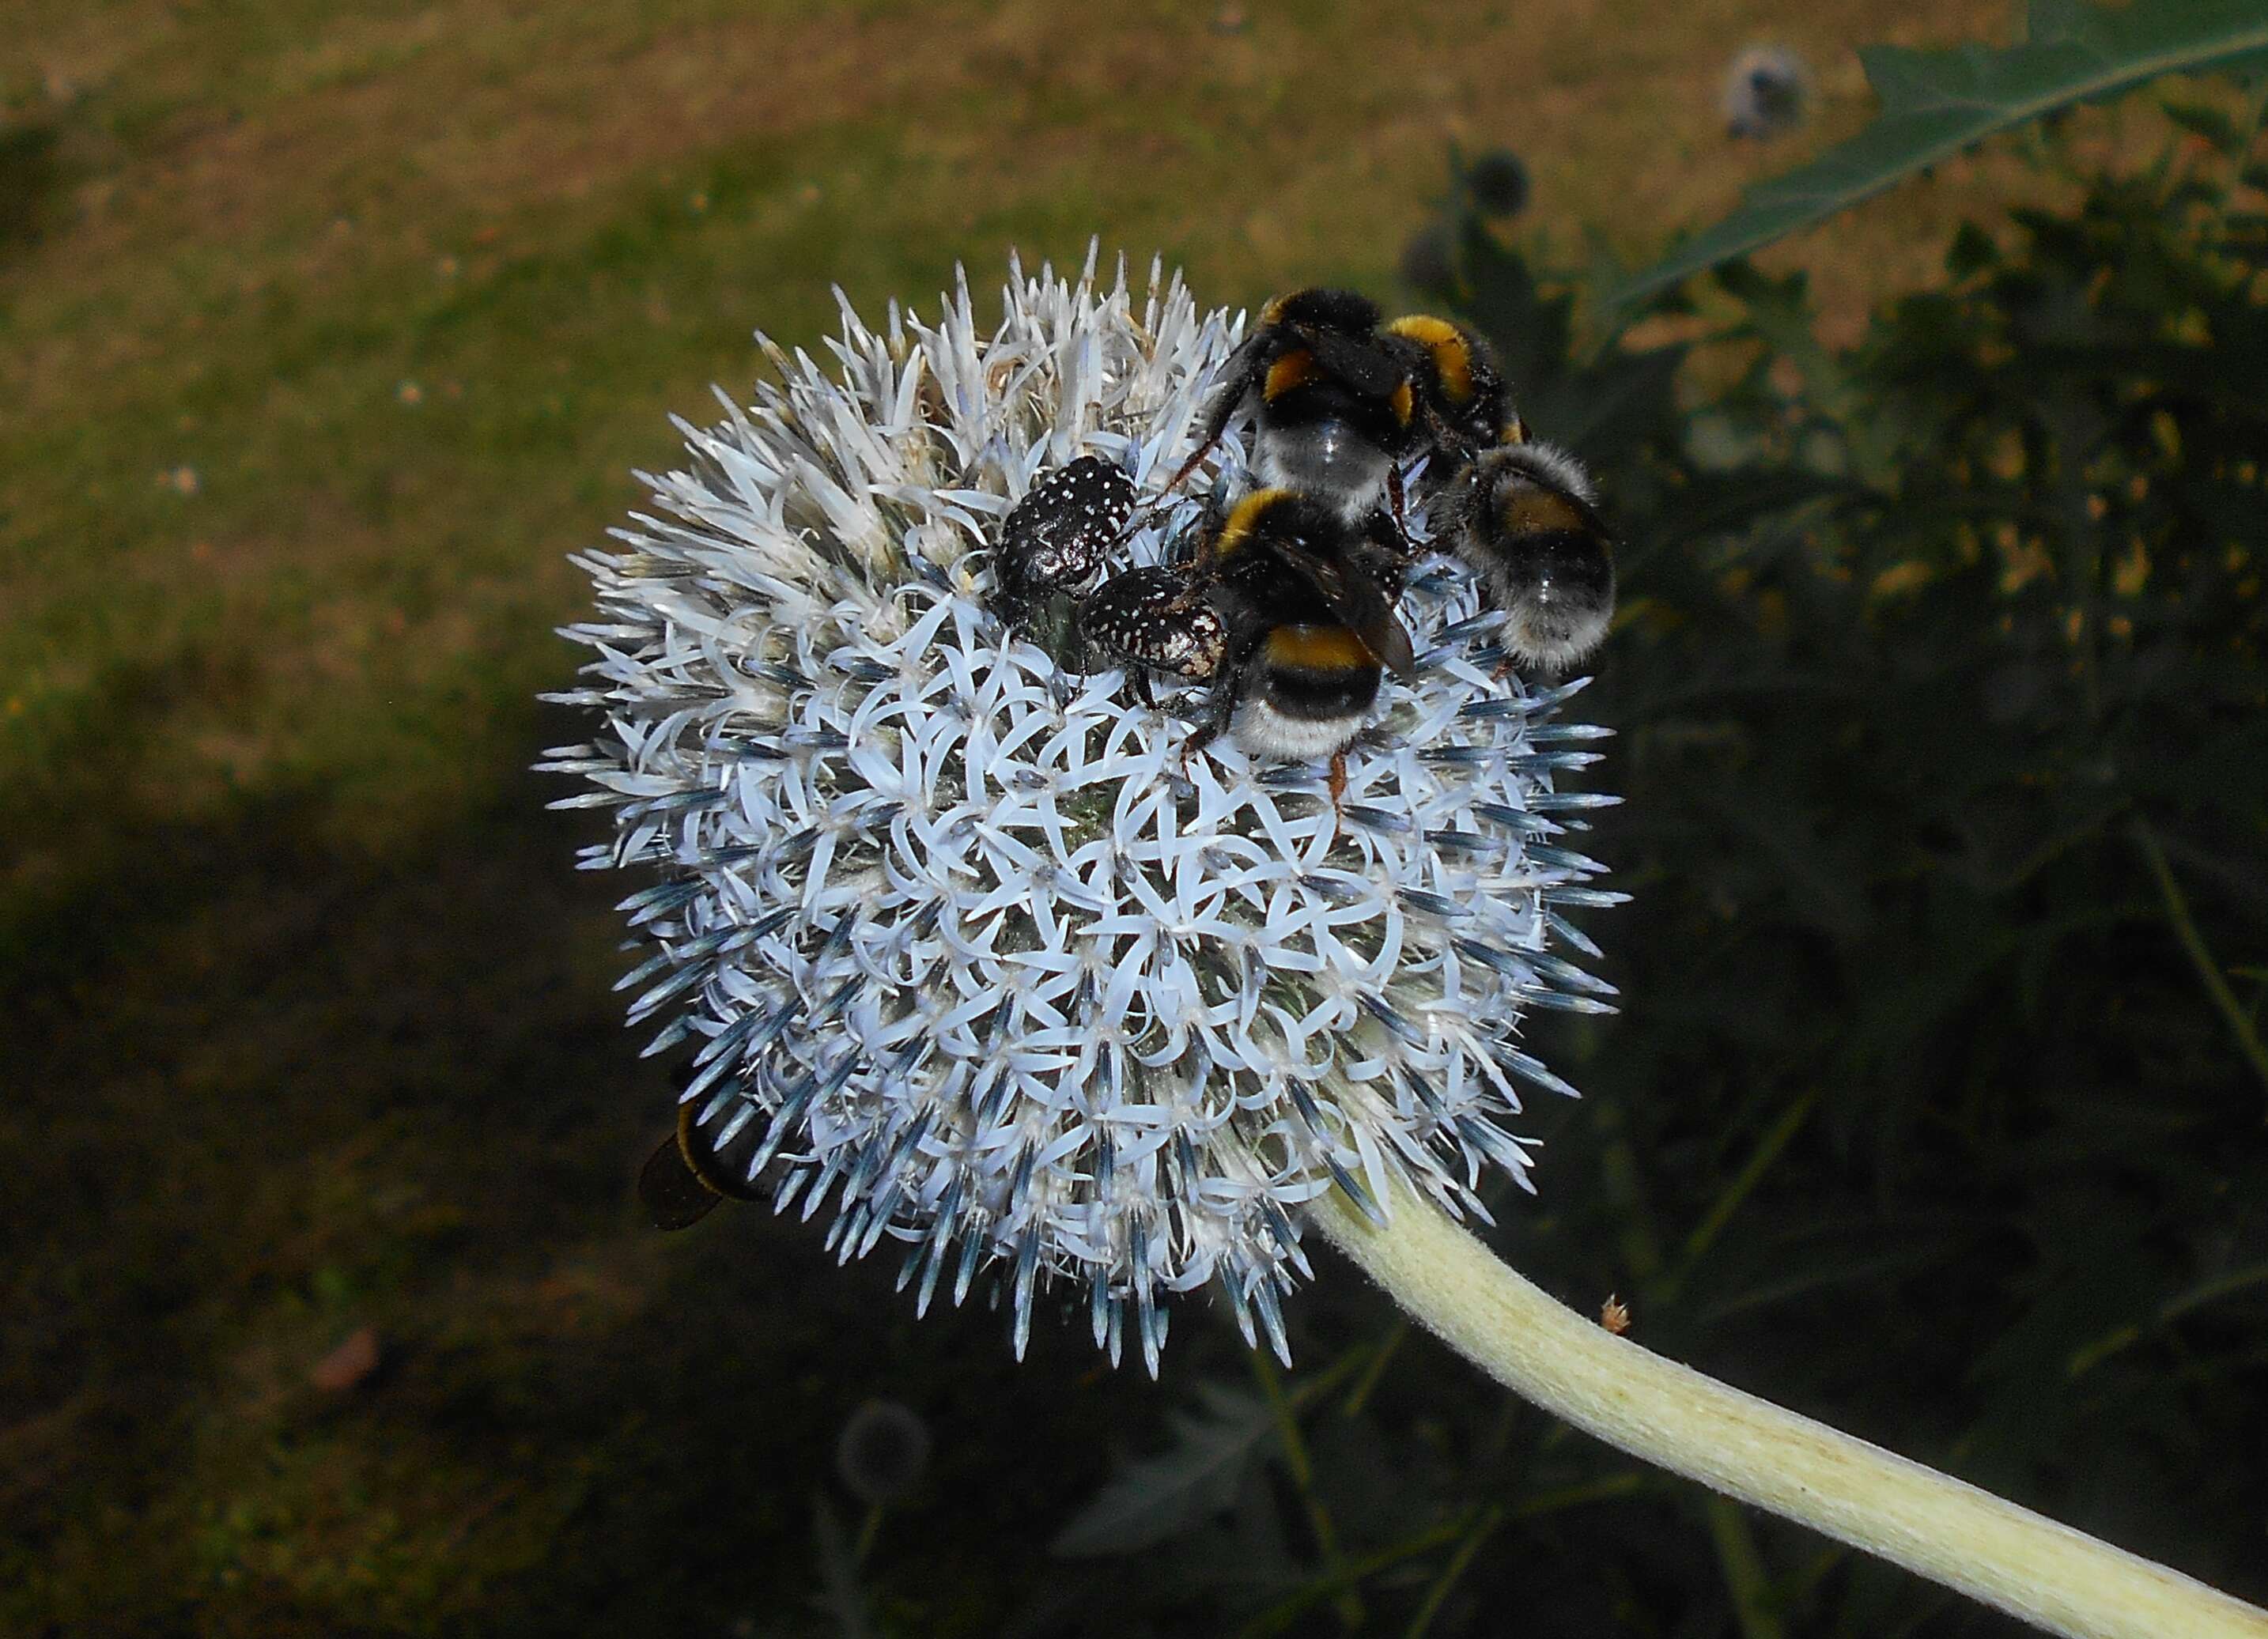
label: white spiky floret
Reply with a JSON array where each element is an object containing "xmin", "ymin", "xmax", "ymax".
[{"xmin": 541, "ymin": 249, "xmax": 1624, "ymax": 1376}]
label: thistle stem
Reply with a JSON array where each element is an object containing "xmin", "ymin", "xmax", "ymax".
[{"xmin": 1312, "ymin": 1179, "xmax": 2268, "ymax": 1639}]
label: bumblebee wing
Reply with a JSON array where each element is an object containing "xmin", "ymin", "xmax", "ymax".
[
  {"xmin": 638, "ymin": 1099, "xmax": 769, "ymax": 1230},
  {"xmin": 1570, "ymin": 489, "xmax": 1615, "ymax": 546},
  {"xmin": 1267, "ymin": 538, "xmax": 1418, "ymax": 680},
  {"xmin": 1306, "ymin": 330, "xmax": 1405, "ymax": 399},
  {"xmin": 639, "ymin": 1131, "xmax": 723, "ymax": 1230}
]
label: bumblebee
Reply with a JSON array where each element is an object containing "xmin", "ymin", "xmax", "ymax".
[
  {"xmin": 1450, "ymin": 437, "xmax": 1616, "ymax": 671},
  {"xmin": 1083, "ymin": 488, "xmax": 1416, "ymax": 785},
  {"xmin": 1163, "ymin": 288, "xmax": 1421, "ymax": 521},
  {"xmin": 639, "ymin": 1095, "xmax": 767, "ymax": 1230},
  {"xmin": 989, "ymin": 454, "xmax": 1137, "ymax": 619},
  {"xmin": 1382, "ymin": 312, "xmax": 1520, "ymax": 476}
]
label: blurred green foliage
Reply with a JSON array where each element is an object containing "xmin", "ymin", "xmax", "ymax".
[{"xmin": 1026, "ymin": 111, "xmax": 2268, "ymax": 1639}]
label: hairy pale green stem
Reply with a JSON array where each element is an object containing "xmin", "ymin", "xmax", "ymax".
[{"xmin": 1312, "ymin": 1180, "xmax": 2268, "ymax": 1639}]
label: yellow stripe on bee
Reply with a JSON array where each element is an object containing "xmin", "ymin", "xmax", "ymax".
[
  {"xmin": 1265, "ymin": 624, "xmax": 1372, "ymax": 671},
  {"xmin": 1212, "ymin": 489, "xmax": 1295, "ymax": 563},
  {"xmin": 676, "ymin": 1102, "xmax": 755, "ymax": 1199},
  {"xmin": 1264, "ymin": 349, "xmax": 1321, "ymax": 402},
  {"xmin": 1499, "ymin": 488, "xmax": 1592, "ymax": 538},
  {"xmin": 1386, "ymin": 314, "xmax": 1473, "ymax": 406},
  {"xmin": 1389, "ymin": 378, "xmax": 1413, "ymax": 426}
]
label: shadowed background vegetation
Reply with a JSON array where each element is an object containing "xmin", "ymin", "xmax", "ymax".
[{"xmin": 5, "ymin": 2, "xmax": 2264, "ymax": 1634}]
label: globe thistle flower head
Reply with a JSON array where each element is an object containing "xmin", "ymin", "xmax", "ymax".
[
  {"xmin": 542, "ymin": 251, "xmax": 1621, "ymax": 1376},
  {"xmin": 1722, "ymin": 44, "xmax": 1811, "ymax": 140}
]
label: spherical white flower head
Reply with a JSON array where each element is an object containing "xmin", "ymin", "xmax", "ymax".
[{"xmin": 543, "ymin": 251, "xmax": 1621, "ymax": 1375}]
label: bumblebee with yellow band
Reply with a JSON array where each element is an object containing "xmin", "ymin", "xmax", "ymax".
[
  {"xmin": 1453, "ymin": 437, "xmax": 1616, "ymax": 672},
  {"xmin": 1082, "ymin": 488, "xmax": 1415, "ymax": 794},
  {"xmin": 1382, "ymin": 312, "xmax": 1518, "ymax": 472},
  {"xmin": 1161, "ymin": 287, "xmax": 1422, "ymax": 523}
]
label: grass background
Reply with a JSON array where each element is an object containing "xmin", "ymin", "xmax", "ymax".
[{"xmin": 13, "ymin": 1, "xmax": 2235, "ymax": 1633}]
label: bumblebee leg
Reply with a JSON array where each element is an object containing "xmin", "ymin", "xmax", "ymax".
[
  {"xmin": 1177, "ymin": 717, "xmax": 1228, "ymax": 792},
  {"xmin": 1179, "ymin": 657, "xmax": 1244, "ymax": 775},
  {"xmin": 1128, "ymin": 667, "xmax": 1157, "ymax": 710},
  {"xmin": 1147, "ymin": 359, "xmax": 1254, "ymax": 509},
  {"xmin": 1327, "ymin": 750, "xmax": 1349, "ymax": 843},
  {"xmin": 1155, "ymin": 436, "xmax": 1219, "ymax": 505}
]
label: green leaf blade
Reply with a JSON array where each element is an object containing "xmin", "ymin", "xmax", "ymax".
[{"xmin": 1049, "ymin": 1383, "xmax": 1276, "ymax": 1558}]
